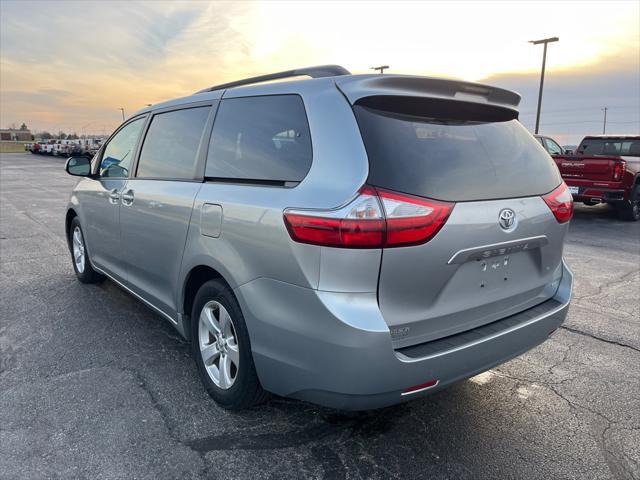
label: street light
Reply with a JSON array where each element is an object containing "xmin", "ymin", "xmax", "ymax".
[
  {"xmin": 370, "ymin": 65, "xmax": 389, "ymax": 74},
  {"xmin": 529, "ymin": 36, "xmax": 559, "ymax": 134}
]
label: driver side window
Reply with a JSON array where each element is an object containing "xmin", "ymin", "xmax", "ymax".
[{"xmin": 99, "ymin": 117, "xmax": 145, "ymax": 178}]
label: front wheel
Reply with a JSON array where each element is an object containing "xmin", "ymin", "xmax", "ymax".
[
  {"xmin": 69, "ymin": 217, "xmax": 104, "ymax": 283},
  {"xmin": 191, "ymin": 279, "xmax": 267, "ymax": 410},
  {"xmin": 615, "ymin": 185, "xmax": 640, "ymax": 221}
]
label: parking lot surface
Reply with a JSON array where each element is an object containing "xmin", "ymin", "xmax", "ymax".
[{"xmin": 1, "ymin": 152, "xmax": 639, "ymax": 480}]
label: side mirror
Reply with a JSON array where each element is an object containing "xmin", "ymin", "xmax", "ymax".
[{"xmin": 65, "ymin": 156, "xmax": 92, "ymax": 177}]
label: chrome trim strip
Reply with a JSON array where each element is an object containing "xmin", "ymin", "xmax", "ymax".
[
  {"xmin": 396, "ymin": 261, "xmax": 573, "ymax": 363},
  {"xmin": 447, "ymin": 235, "xmax": 548, "ymax": 265},
  {"xmin": 91, "ymin": 264, "xmax": 178, "ymax": 325}
]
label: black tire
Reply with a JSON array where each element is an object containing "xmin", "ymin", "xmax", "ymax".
[
  {"xmin": 68, "ymin": 217, "xmax": 104, "ymax": 283},
  {"xmin": 615, "ymin": 184, "xmax": 640, "ymax": 221},
  {"xmin": 191, "ymin": 279, "xmax": 267, "ymax": 410}
]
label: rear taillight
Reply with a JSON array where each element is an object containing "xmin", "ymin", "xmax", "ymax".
[
  {"xmin": 613, "ymin": 161, "xmax": 625, "ymax": 181},
  {"xmin": 377, "ymin": 189, "xmax": 454, "ymax": 247},
  {"xmin": 542, "ymin": 183, "xmax": 573, "ymax": 223},
  {"xmin": 283, "ymin": 186, "xmax": 454, "ymax": 248}
]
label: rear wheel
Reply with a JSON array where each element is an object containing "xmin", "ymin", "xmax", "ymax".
[
  {"xmin": 69, "ymin": 217, "xmax": 104, "ymax": 283},
  {"xmin": 615, "ymin": 185, "xmax": 640, "ymax": 221},
  {"xmin": 191, "ymin": 279, "xmax": 267, "ymax": 410}
]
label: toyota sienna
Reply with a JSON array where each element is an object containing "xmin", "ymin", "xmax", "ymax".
[{"xmin": 64, "ymin": 65, "xmax": 574, "ymax": 410}]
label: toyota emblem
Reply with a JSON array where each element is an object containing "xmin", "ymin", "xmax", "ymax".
[{"xmin": 498, "ymin": 208, "xmax": 516, "ymax": 231}]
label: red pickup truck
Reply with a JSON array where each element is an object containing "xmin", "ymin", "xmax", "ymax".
[{"xmin": 536, "ymin": 135, "xmax": 640, "ymax": 221}]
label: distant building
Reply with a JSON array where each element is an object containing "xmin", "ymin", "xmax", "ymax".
[{"xmin": 0, "ymin": 128, "xmax": 33, "ymax": 141}]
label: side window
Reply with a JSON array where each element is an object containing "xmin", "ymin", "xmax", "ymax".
[
  {"xmin": 99, "ymin": 117, "xmax": 145, "ymax": 178},
  {"xmin": 205, "ymin": 95, "xmax": 312, "ymax": 182},
  {"xmin": 545, "ymin": 138, "xmax": 563, "ymax": 155},
  {"xmin": 136, "ymin": 106, "xmax": 210, "ymax": 179}
]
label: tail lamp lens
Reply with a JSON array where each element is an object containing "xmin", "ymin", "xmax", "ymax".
[
  {"xmin": 613, "ymin": 161, "xmax": 625, "ymax": 181},
  {"xmin": 283, "ymin": 186, "xmax": 454, "ymax": 248},
  {"xmin": 542, "ymin": 183, "xmax": 574, "ymax": 223},
  {"xmin": 377, "ymin": 189, "xmax": 454, "ymax": 247}
]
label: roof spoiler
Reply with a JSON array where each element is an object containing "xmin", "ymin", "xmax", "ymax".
[
  {"xmin": 335, "ymin": 75, "xmax": 521, "ymax": 112},
  {"xmin": 195, "ymin": 65, "xmax": 351, "ymax": 94}
]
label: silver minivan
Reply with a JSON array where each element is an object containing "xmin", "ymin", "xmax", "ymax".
[{"xmin": 65, "ymin": 65, "xmax": 574, "ymax": 410}]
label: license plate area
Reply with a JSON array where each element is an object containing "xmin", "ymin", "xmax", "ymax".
[{"xmin": 568, "ymin": 186, "xmax": 579, "ymax": 195}]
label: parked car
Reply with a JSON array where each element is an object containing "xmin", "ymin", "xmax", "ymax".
[
  {"xmin": 535, "ymin": 135, "xmax": 565, "ymax": 156},
  {"xmin": 542, "ymin": 134, "xmax": 640, "ymax": 220},
  {"xmin": 64, "ymin": 65, "xmax": 574, "ymax": 410},
  {"xmin": 41, "ymin": 142, "xmax": 55, "ymax": 155}
]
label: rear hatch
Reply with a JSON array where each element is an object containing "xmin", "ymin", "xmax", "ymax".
[{"xmin": 344, "ymin": 83, "xmax": 569, "ymax": 349}]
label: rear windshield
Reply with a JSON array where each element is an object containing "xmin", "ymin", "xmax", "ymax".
[
  {"xmin": 354, "ymin": 104, "xmax": 561, "ymax": 202},
  {"xmin": 577, "ymin": 138, "xmax": 640, "ymax": 157}
]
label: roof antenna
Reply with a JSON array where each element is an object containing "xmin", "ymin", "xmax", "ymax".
[{"xmin": 370, "ymin": 65, "xmax": 389, "ymax": 74}]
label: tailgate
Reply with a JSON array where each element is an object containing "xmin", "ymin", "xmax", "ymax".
[
  {"xmin": 379, "ymin": 197, "xmax": 566, "ymax": 348},
  {"xmin": 351, "ymin": 93, "xmax": 568, "ymax": 349},
  {"xmin": 557, "ymin": 156, "xmax": 618, "ymax": 181}
]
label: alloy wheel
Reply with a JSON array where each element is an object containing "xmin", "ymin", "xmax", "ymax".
[
  {"xmin": 198, "ymin": 300, "xmax": 240, "ymax": 389},
  {"xmin": 72, "ymin": 226, "xmax": 85, "ymax": 273}
]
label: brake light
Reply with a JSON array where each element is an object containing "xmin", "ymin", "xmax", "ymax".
[
  {"xmin": 542, "ymin": 183, "xmax": 573, "ymax": 223},
  {"xmin": 283, "ymin": 186, "xmax": 454, "ymax": 248},
  {"xmin": 613, "ymin": 160, "xmax": 625, "ymax": 181}
]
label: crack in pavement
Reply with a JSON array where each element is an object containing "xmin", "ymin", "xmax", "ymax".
[
  {"xmin": 493, "ymin": 368, "xmax": 636, "ymax": 480},
  {"xmin": 122, "ymin": 367, "xmax": 209, "ymax": 477},
  {"xmin": 559, "ymin": 325, "xmax": 640, "ymax": 353},
  {"xmin": 572, "ymin": 268, "xmax": 640, "ymax": 304}
]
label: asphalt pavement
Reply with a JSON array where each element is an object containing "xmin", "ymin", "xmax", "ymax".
[{"xmin": 1, "ymin": 152, "xmax": 639, "ymax": 480}]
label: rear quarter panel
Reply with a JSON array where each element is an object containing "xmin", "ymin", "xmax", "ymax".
[{"xmin": 177, "ymin": 79, "xmax": 371, "ymax": 314}]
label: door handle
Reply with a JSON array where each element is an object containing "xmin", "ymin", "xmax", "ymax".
[
  {"xmin": 121, "ymin": 189, "xmax": 135, "ymax": 206},
  {"xmin": 108, "ymin": 189, "xmax": 120, "ymax": 204}
]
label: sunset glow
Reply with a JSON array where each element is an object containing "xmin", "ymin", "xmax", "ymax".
[{"xmin": 1, "ymin": 0, "xmax": 638, "ymax": 140}]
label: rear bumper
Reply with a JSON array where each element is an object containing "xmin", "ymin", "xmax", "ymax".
[
  {"xmin": 564, "ymin": 180, "xmax": 629, "ymax": 202},
  {"xmin": 237, "ymin": 261, "xmax": 573, "ymax": 410}
]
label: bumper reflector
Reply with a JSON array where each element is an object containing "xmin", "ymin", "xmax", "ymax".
[{"xmin": 401, "ymin": 379, "xmax": 440, "ymax": 396}]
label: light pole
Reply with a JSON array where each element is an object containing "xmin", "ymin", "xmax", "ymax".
[
  {"xmin": 529, "ymin": 36, "xmax": 559, "ymax": 134},
  {"xmin": 602, "ymin": 107, "xmax": 608, "ymax": 134},
  {"xmin": 370, "ymin": 65, "xmax": 389, "ymax": 74},
  {"xmin": 119, "ymin": 108, "xmax": 125, "ymax": 122}
]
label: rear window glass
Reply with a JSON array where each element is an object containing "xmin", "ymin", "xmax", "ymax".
[
  {"xmin": 205, "ymin": 95, "xmax": 312, "ymax": 182},
  {"xmin": 577, "ymin": 138, "xmax": 640, "ymax": 157},
  {"xmin": 354, "ymin": 104, "xmax": 561, "ymax": 202},
  {"xmin": 137, "ymin": 106, "xmax": 210, "ymax": 179}
]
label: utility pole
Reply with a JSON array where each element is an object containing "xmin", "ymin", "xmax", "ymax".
[
  {"xmin": 529, "ymin": 36, "xmax": 559, "ymax": 134},
  {"xmin": 602, "ymin": 107, "xmax": 608, "ymax": 134},
  {"xmin": 370, "ymin": 65, "xmax": 389, "ymax": 74},
  {"xmin": 119, "ymin": 108, "xmax": 125, "ymax": 122}
]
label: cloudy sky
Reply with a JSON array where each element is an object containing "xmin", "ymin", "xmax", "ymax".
[{"xmin": 1, "ymin": 0, "xmax": 638, "ymax": 143}]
